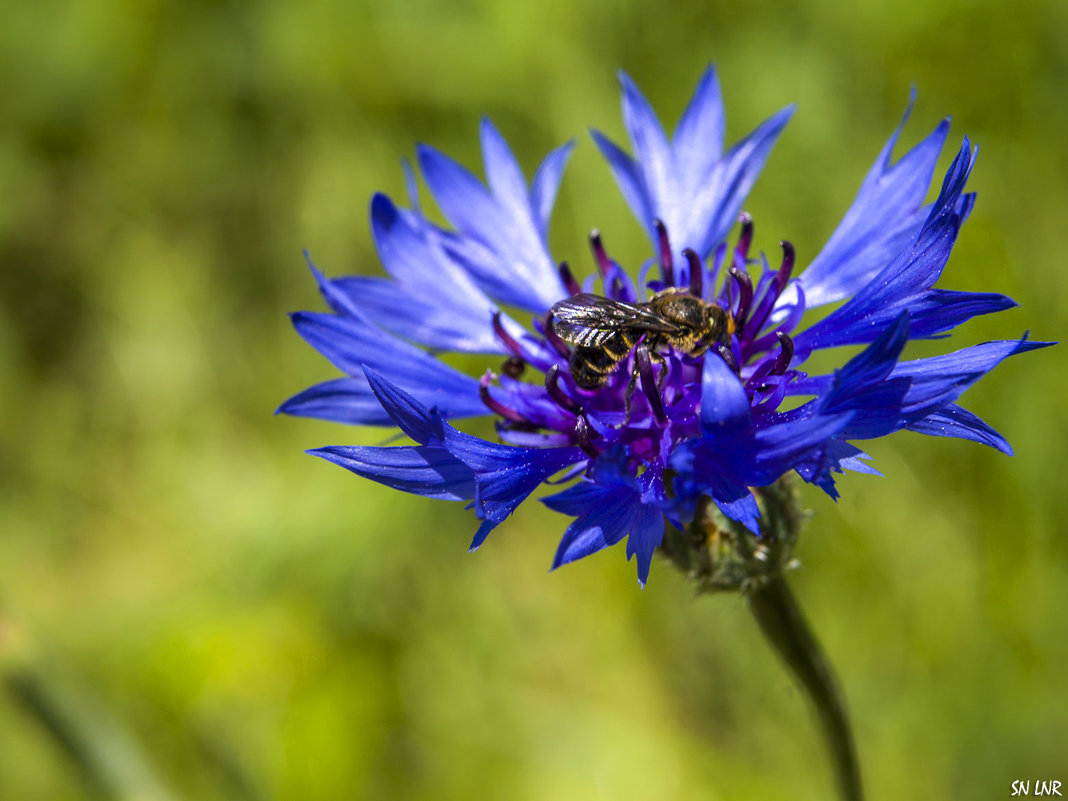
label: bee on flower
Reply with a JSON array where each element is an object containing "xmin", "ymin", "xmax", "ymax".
[{"xmin": 280, "ymin": 67, "xmax": 1048, "ymax": 586}]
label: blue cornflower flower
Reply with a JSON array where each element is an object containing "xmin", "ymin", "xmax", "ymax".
[{"xmin": 281, "ymin": 67, "xmax": 1049, "ymax": 586}]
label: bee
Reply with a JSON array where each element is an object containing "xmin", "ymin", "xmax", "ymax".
[{"xmin": 549, "ymin": 288, "xmax": 730, "ymax": 391}]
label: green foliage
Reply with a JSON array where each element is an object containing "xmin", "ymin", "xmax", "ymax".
[{"xmin": 1, "ymin": 1, "xmax": 1066, "ymax": 798}]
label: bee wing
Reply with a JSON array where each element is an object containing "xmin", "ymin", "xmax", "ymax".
[{"xmin": 550, "ymin": 293, "xmax": 680, "ymax": 346}]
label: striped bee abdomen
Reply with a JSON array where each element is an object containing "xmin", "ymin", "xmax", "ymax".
[{"xmin": 569, "ymin": 331, "xmax": 636, "ymax": 389}]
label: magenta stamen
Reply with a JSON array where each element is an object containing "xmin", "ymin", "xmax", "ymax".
[
  {"xmin": 543, "ymin": 313, "xmax": 572, "ymax": 360},
  {"xmin": 771, "ymin": 331, "xmax": 795, "ymax": 375},
  {"xmin": 492, "ymin": 312, "xmax": 524, "ymax": 359},
  {"xmin": 654, "ymin": 219, "xmax": 674, "ymax": 286},
  {"xmin": 716, "ymin": 343, "xmax": 739, "ymax": 373},
  {"xmin": 683, "ymin": 248, "xmax": 703, "ymax": 298},
  {"xmin": 545, "ymin": 365, "xmax": 582, "ymax": 414},
  {"xmin": 636, "ymin": 348, "xmax": 667, "ymax": 423},
  {"xmin": 735, "ymin": 212, "xmax": 754, "ymax": 261},
  {"xmin": 558, "ymin": 261, "xmax": 581, "ymax": 296},
  {"xmin": 729, "ymin": 266, "xmax": 754, "ymax": 327},
  {"xmin": 479, "ymin": 372, "xmax": 527, "ymax": 423},
  {"xmin": 589, "ymin": 230, "xmax": 612, "ymax": 277},
  {"xmin": 775, "ymin": 241, "xmax": 796, "ymax": 292}
]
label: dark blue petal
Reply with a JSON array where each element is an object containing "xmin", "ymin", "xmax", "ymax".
[
  {"xmin": 750, "ymin": 410, "xmax": 854, "ymax": 484},
  {"xmin": 364, "ymin": 367, "xmax": 444, "ymax": 443},
  {"xmin": 441, "ymin": 426, "xmax": 583, "ymax": 544},
  {"xmin": 704, "ymin": 469, "xmax": 761, "ymax": 534},
  {"xmin": 799, "ymin": 96, "xmax": 951, "ymax": 308},
  {"xmin": 277, "ymin": 376, "xmax": 488, "ymax": 427},
  {"xmin": 290, "ymin": 311, "xmax": 482, "ymax": 414},
  {"xmin": 794, "ymin": 141, "xmax": 981, "ymax": 355},
  {"xmin": 543, "ymin": 475, "xmax": 665, "ymax": 586},
  {"xmin": 821, "ymin": 313, "xmax": 910, "ymax": 413},
  {"xmin": 905, "ymin": 404, "xmax": 1012, "ymax": 455},
  {"xmin": 701, "ymin": 353, "xmax": 752, "ymax": 434},
  {"xmin": 310, "ymin": 444, "xmax": 475, "ymax": 501}
]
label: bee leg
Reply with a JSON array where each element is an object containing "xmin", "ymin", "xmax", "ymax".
[
  {"xmin": 650, "ymin": 351, "xmax": 669, "ymax": 395},
  {"xmin": 618, "ymin": 363, "xmax": 640, "ymax": 428},
  {"xmin": 635, "ymin": 343, "xmax": 667, "ymax": 423}
]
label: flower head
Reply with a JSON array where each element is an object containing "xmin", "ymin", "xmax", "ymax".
[{"xmin": 281, "ymin": 67, "xmax": 1049, "ymax": 585}]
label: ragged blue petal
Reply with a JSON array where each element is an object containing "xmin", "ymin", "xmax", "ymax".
[
  {"xmin": 799, "ymin": 95, "xmax": 951, "ymax": 308},
  {"xmin": 542, "ymin": 458, "xmax": 666, "ymax": 585},
  {"xmin": 310, "ymin": 445, "xmax": 475, "ymax": 501},
  {"xmin": 290, "ymin": 312, "xmax": 483, "ymax": 419},
  {"xmin": 530, "ymin": 140, "xmax": 576, "ymax": 235},
  {"xmin": 794, "ymin": 140, "xmax": 989, "ymax": 355},
  {"xmin": 906, "ymin": 404, "xmax": 1012, "ymax": 455},
  {"xmin": 676, "ymin": 105, "xmax": 794, "ymax": 260},
  {"xmin": 277, "ymin": 376, "xmax": 487, "ymax": 427},
  {"xmin": 594, "ymin": 69, "xmax": 793, "ymax": 262},
  {"xmin": 417, "ymin": 135, "xmax": 565, "ymax": 312},
  {"xmin": 672, "ymin": 65, "xmax": 725, "ymax": 185}
]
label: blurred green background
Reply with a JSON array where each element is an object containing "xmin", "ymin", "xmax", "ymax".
[{"xmin": 1, "ymin": 0, "xmax": 1065, "ymax": 799}]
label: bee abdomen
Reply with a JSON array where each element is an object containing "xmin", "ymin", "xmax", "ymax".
[{"xmin": 568, "ymin": 335, "xmax": 633, "ymax": 389}]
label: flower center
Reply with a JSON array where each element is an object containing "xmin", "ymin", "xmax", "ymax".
[{"xmin": 482, "ymin": 215, "xmax": 806, "ymax": 459}]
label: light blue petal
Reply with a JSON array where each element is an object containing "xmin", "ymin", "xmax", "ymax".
[
  {"xmin": 672, "ymin": 65, "xmax": 725, "ymax": 187},
  {"xmin": 677, "ymin": 105, "xmax": 795, "ymax": 258},
  {"xmin": 590, "ymin": 128, "xmax": 655, "ymax": 233},
  {"xmin": 799, "ymin": 96, "xmax": 951, "ymax": 308},
  {"xmin": 329, "ymin": 276, "xmax": 503, "ymax": 353},
  {"xmin": 619, "ymin": 71, "xmax": 677, "ymax": 222},
  {"xmin": 530, "ymin": 140, "xmax": 576, "ymax": 235},
  {"xmin": 290, "ymin": 311, "xmax": 482, "ymax": 411}
]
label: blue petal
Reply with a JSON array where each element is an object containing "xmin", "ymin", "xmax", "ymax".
[
  {"xmin": 905, "ymin": 404, "xmax": 1012, "ymax": 455},
  {"xmin": 799, "ymin": 96, "xmax": 951, "ymax": 308},
  {"xmin": 417, "ymin": 139, "xmax": 565, "ymax": 312},
  {"xmin": 330, "ymin": 276, "xmax": 502, "ymax": 353},
  {"xmin": 590, "ymin": 128, "xmax": 654, "ymax": 233},
  {"xmin": 594, "ymin": 71, "xmax": 793, "ymax": 262},
  {"xmin": 707, "ymin": 472, "xmax": 761, "ymax": 535},
  {"xmin": 289, "ymin": 311, "xmax": 482, "ymax": 418},
  {"xmin": 749, "ymin": 410, "xmax": 854, "ymax": 485},
  {"xmin": 278, "ymin": 376, "xmax": 488, "ymax": 426},
  {"xmin": 672, "ymin": 65, "xmax": 725, "ymax": 185},
  {"xmin": 441, "ymin": 426, "xmax": 583, "ymax": 547},
  {"xmin": 794, "ymin": 141, "xmax": 991, "ymax": 354},
  {"xmin": 701, "ymin": 353, "xmax": 752, "ymax": 434},
  {"xmin": 542, "ymin": 472, "xmax": 665, "ymax": 586},
  {"xmin": 310, "ymin": 444, "xmax": 475, "ymax": 501},
  {"xmin": 676, "ymin": 105, "xmax": 794, "ymax": 259},
  {"xmin": 364, "ymin": 367, "xmax": 444, "ymax": 443},
  {"xmin": 821, "ymin": 313, "xmax": 910, "ymax": 414},
  {"xmin": 619, "ymin": 70, "xmax": 677, "ymax": 224},
  {"xmin": 480, "ymin": 118, "xmax": 530, "ymax": 219},
  {"xmin": 530, "ymin": 140, "xmax": 576, "ymax": 235}
]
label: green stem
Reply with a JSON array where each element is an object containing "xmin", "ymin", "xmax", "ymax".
[{"xmin": 747, "ymin": 574, "xmax": 863, "ymax": 801}]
